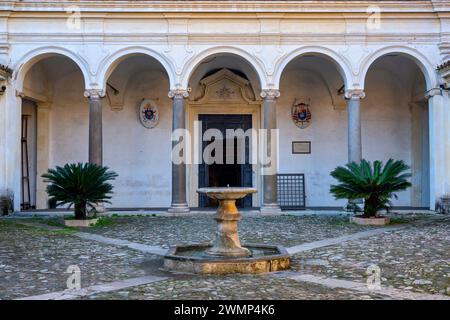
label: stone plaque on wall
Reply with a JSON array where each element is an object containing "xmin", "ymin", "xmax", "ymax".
[{"xmin": 292, "ymin": 141, "xmax": 311, "ymax": 154}]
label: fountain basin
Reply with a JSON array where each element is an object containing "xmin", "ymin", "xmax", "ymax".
[
  {"xmin": 197, "ymin": 187, "xmax": 257, "ymax": 200},
  {"xmin": 164, "ymin": 243, "xmax": 290, "ymax": 274},
  {"xmin": 164, "ymin": 187, "xmax": 290, "ymax": 274}
]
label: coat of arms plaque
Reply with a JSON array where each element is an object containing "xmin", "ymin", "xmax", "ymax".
[
  {"xmin": 139, "ymin": 99, "xmax": 159, "ymax": 129},
  {"xmin": 291, "ymin": 99, "xmax": 312, "ymax": 129}
]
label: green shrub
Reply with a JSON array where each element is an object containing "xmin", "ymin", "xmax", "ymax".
[
  {"xmin": 330, "ymin": 159, "xmax": 411, "ymax": 217},
  {"xmin": 42, "ymin": 163, "xmax": 118, "ymax": 220}
]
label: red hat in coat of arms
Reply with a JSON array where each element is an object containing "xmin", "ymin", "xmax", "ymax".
[{"xmin": 291, "ymin": 99, "xmax": 311, "ymax": 129}]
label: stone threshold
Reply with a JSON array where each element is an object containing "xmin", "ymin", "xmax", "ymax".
[
  {"xmin": 9, "ymin": 209, "xmax": 438, "ymax": 218},
  {"xmin": 273, "ymin": 271, "xmax": 450, "ymax": 300},
  {"xmin": 76, "ymin": 232, "xmax": 167, "ymax": 255},
  {"xmin": 286, "ymin": 226, "xmax": 404, "ymax": 255},
  {"xmin": 15, "ymin": 275, "xmax": 167, "ymax": 300}
]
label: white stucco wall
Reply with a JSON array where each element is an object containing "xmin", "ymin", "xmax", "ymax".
[
  {"xmin": 362, "ymin": 69, "xmax": 413, "ymax": 206},
  {"xmin": 278, "ymin": 67, "xmax": 347, "ymax": 207},
  {"xmin": 1, "ymin": 0, "xmax": 449, "ymax": 211},
  {"xmin": 103, "ymin": 70, "xmax": 172, "ymax": 208},
  {"xmin": 47, "ymin": 62, "xmax": 173, "ymax": 208},
  {"xmin": 19, "ymin": 54, "xmax": 430, "ymax": 209},
  {"xmin": 49, "ymin": 71, "xmax": 87, "ymax": 167},
  {"xmin": 277, "ymin": 59, "xmax": 427, "ymax": 207}
]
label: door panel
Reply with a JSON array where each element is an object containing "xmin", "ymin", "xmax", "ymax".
[{"xmin": 198, "ymin": 114, "xmax": 252, "ymax": 208}]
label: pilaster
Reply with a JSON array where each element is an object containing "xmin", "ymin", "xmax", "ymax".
[{"xmin": 36, "ymin": 102, "xmax": 51, "ymax": 209}]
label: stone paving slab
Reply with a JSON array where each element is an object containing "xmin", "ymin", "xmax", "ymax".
[
  {"xmin": 287, "ymin": 225, "xmax": 404, "ymax": 254},
  {"xmin": 274, "ymin": 271, "xmax": 450, "ymax": 300},
  {"xmin": 291, "ymin": 217, "xmax": 450, "ymax": 296},
  {"xmin": 15, "ymin": 221, "xmax": 168, "ymax": 256},
  {"xmin": 0, "ymin": 221, "xmax": 163, "ymax": 300},
  {"xmin": 17, "ymin": 275, "xmax": 167, "ymax": 300},
  {"xmin": 75, "ymin": 232, "xmax": 167, "ymax": 255},
  {"xmin": 78, "ymin": 273, "xmax": 390, "ymax": 300}
]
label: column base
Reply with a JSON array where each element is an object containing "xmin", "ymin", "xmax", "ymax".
[
  {"xmin": 260, "ymin": 203, "xmax": 282, "ymax": 214},
  {"xmin": 168, "ymin": 203, "xmax": 190, "ymax": 214}
]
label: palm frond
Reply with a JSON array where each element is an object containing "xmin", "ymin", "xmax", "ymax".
[
  {"xmin": 330, "ymin": 159, "xmax": 411, "ymax": 217},
  {"xmin": 42, "ymin": 163, "xmax": 118, "ymax": 219}
]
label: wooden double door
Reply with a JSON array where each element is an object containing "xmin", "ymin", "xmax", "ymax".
[{"xmin": 198, "ymin": 114, "xmax": 253, "ymax": 208}]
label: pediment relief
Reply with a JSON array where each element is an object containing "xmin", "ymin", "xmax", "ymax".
[{"xmin": 191, "ymin": 68, "xmax": 258, "ymax": 105}]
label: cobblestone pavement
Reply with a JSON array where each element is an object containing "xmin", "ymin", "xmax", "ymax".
[
  {"xmin": 0, "ymin": 221, "xmax": 162, "ymax": 300},
  {"xmin": 80, "ymin": 214, "xmax": 389, "ymax": 248},
  {"xmin": 291, "ymin": 216, "xmax": 450, "ymax": 296},
  {"xmin": 0, "ymin": 213, "xmax": 448, "ymax": 300},
  {"xmin": 80, "ymin": 274, "xmax": 390, "ymax": 300}
]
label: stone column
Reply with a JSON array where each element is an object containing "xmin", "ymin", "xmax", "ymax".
[
  {"xmin": 444, "ymin": 90, "xmax": 450, "ymax": 200},
  {"xmin": 84, "ymin": 90, "xmax": 104, "ymax": 165},
  {"xmin": 260, "ymin": 89, "xmax": 281, "ymax": 213},
  {"xmin": 0, "ymin": 82, "xmax": 22, "ymax": 212},
  {"xmin": 345, "ymin": 89, "xmax": 365, "ymax": 164},
  {"xmin": 0, "ymin": 77, "xmax": 8, "ymax": 199},
  {"xmin": 426, "ymin": 88, "xmax": 446, "ymax": 210},
  {"xmin": 168, "ymin": 89, "xmax": 190, "ymax": 213},
  {"xmin": 36, "ymin": 102, "xmax": 51, "ymax": 209}
]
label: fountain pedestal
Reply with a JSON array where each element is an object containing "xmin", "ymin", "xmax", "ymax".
[{"xmin": 198, "ymin": 189, "xmax": 256, "ymax": 257}]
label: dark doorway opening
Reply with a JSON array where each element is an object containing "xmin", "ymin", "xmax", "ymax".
[
  {"xmin": 198, "ymin": 114, "xmax": 253, "ymax": 208},
  {"xmin": 21, "ymin": 99, "xmax": 37, "ymax": 210}
]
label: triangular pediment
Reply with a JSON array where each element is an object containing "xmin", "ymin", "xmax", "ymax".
[{"xmin": 191, "ymin": 68, "xmax": 257, "ymax": 105}]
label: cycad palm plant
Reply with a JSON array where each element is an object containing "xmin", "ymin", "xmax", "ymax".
[
  {"xmin": 42, "ymin": 163, "xmax": 118, "ymax": 219},
  {"xmin": 330, "ymin": 159, "xmax": 411, "ymax": 217}
]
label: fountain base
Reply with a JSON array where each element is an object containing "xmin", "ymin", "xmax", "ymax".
[{"xmin": 164, "ymin": 243, "xmax": 290, "ymax": 274}]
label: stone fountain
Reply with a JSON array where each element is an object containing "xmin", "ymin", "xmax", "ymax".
[{"xmin": 164, "ymin": 187, "xmax": 290, "ymax": 274}]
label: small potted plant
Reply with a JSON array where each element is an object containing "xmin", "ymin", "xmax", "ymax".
[
  {"xmin": 330, "ymin": 159, "xmax": 411, "ymax": 226},
  {"xmin": 42, "ymin": 163, "xmax": 118, "ymax": 227}
]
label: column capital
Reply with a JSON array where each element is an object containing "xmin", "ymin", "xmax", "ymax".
[
  {"xmin": 84, "ymin": 89, "xmax": 105, "ymax": 99},
  {"xmin": 344, "ymin": 89, "xmax": 365, "ymax": 100},
  {"xmin": 15, "ymin": 90, "xmax": 25, "ymax": 98},
  {"xmin": 168, "ymin": 89, "xmax": 189, "ymax": 99},
  {"xmin": 425, "ymin": 87, "xmax": 442, "ymax": 99},
  {"xmin": 260, "ymin": 89, "xmax": 280, "ymax": 100}
]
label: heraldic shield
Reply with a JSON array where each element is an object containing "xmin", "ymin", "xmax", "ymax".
[
  {"xmin": 139, "ymin": 99, "xmax": 159, "ymax": 129},
  {"xmin": 292, "ymin": 99, "xmax": 312, "ymax": 129}
]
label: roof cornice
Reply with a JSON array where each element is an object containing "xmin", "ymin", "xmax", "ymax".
[{"xmin": 0, "ymin": 1, "xmax": 438, "ymax": 14}]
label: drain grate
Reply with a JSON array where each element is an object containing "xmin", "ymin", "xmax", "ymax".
[{"xmin": 277, "ymin": 174, "xmax": 306, "ymax": 210}]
